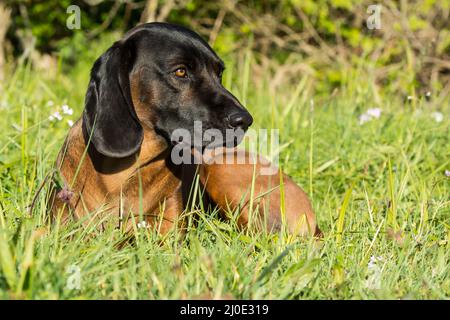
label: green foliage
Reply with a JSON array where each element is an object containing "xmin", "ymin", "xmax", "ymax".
[
  {"xmin": 6, "ymin": 0, "xmax": 132, "ymax": 52},
  {"xmin": 4, "ymin": 1, "xmax": 450, "ymax": 96}
]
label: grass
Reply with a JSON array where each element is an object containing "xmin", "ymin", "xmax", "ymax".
[{"xmin": 0, "ymin": 38, "xmax": 449, "ymax": 299}]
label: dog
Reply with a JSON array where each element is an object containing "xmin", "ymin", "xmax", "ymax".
[{"xmin": 50, "ymin": 22, "xmax": 321, "ymax": 237}]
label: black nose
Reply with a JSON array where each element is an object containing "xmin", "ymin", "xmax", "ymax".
[{"xmin": 228, "ymin": 112, "xmax": 253, "ymax": 129}]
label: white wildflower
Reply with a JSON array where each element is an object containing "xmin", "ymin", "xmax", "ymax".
[
  {"xmin": 137, "ymin": 221, "xmax": 149, "ymax": 229},
  {"xmin": 359, "ymin": 108, "xmax": 382, "ymax": 125},
  {"xmin": 49, "ymin": 111, "xmax": 62, "ymax": 121},
  {"xmin": 445, "ymin": 170, "xmax": 450, "ymax": 178},
  {"xmin": 368, "ymin": 256, "xmax": 383, "ymax": 269},
  {"xmin": 359, "ymin": 114, "xmax": 371, "ymax": 125},
  {"xmin": 46, "ymin": 100, "xmax": 54, "ymax": 107},
  {"xmin": 62, "ymin": 104, "xmax": 73, "ymax": 115},
  {"xmin": 365, "ymin": 255, "xmax": 384, "ymax": 290},
  {"xmin": 366, "ymin": 108, "xmax": 382, "ymax": 119},
  {"xmin": 431, "ymin": 112, "xmax": 443, "ymax": 123},
  {"xmin": 54, "ymin": 111, "xmax": 62, "ymax": 121},
  {"xmin": 67, "ymin": 120, "xmax": 74, "ymax": 127}
]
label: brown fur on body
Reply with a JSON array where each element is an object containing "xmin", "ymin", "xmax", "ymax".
[
  {"xmin": 199, "ymin": 148, "xmax": 321, "ymax": 236},
  {"xmin": 52, "ymin": 119, "xmax": 184, "ymax": 234}
]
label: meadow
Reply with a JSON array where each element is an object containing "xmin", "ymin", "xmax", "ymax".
[{"xmin": 0, "ymin": 35, "xmax": 448, "ymax": 299}]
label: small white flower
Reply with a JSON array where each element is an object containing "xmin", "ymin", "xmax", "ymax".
[
  {"xmin": 67, "ymin": 120, "xmax": 74, "ymax": 127},
  {"xmin": 368, "ymin": 256, "xmax": 383, "ymax": 270},
  {"xmin": 366, "ymin": 108, "xmax": 382, "ymax": 119},
  {"xmin": 359, "ymin": 108, "xmax": 383, "ymax": 125},
  {"xmin": 62, "ymin": 104, "xmax": 73, "ymax": 115},
  {"xmin": 407, "ymin": 96, "xmax": 414, "ymax": 101},
  {"xmin": 54, "ymin": 111, "xmax": 63, "ymax": 121},
  {"xmin": 49, "ymin": 111, "xmax": 62, "ymax": 121},
  {"xmin": 137, "ymin": 221, "xmax": 149, "ymax": 229},
  {"xmin": 431, "ymin": 112, "xmax": 443, "ymax": 123},
  {"xmin": 425, "ymin": 91, "xmax": 431, "ymax": 97},
  {"xmin": 359, "ymin": 114, "xmax": 371, "ymax": 125},
  {"xmin": 46, "ymin": 100, "xmax": 54, "ymax": 107},
  {"xmin": 366, "ymin": 256, "xmax": 384, "ymax": 290},
  {"xmin": 445, "ymin": 170, "xmax": 450, "ymax": 177}
]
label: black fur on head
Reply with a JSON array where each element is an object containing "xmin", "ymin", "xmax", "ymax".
[{"xmin": 83, "ymin": 23, "xmax": 253, "ymax": 158}]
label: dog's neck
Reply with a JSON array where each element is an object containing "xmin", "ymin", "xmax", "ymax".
[{"xmin": 78, "ymin": 118, "xmax": 169, "ymax": 174}]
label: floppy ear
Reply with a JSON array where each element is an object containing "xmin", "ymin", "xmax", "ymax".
[{"xmin": 82, "ymin": 40, "xmax": 143, "ymax": 158}]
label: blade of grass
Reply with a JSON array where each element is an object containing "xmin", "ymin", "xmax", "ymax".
[
  {"xmin": 336, "ymin": 186, "xmax": 353, "ymax": 245},
  {"xmin": 0, "ymin": 228, "xmax": 17, "ymax": 289},
  {"xmin": 387, "ymin": 158, "xmax": 398, "ymax": 230},
  {"xmin": 16, "ymin": 229, "xmax": 37, "ymax": 295}
]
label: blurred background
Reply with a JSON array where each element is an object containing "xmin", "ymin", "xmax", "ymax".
[{"xmin": 1, "ymin": 0, "xmax": 449, "ymax": 99}]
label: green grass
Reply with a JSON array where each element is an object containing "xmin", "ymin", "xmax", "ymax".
[{"xmin": 0, "ymin": 42, "xmax": 449, "ymax": 299}]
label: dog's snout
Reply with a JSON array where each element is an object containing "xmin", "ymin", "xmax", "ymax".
[{"xmin": 228, "ymin": 112, "xmax": 253, "ymax": 130}]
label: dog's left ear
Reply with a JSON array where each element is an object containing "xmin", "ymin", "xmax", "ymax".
[{"xmin": 82, "ymin": 39, "xmax": 143, "ymax": 158}]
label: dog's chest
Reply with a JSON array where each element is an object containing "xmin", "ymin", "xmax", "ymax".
[{"xmin": 117, "ymin": 162, "xmax": 182, "ymax": 215}]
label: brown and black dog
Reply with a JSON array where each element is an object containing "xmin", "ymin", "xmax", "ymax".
[{"xmin": 50, "ymin": 23, "xmax": 321, "ymax": 237}]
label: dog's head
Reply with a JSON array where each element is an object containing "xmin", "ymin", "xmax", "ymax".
[{"xmin": 82, "ymin": 22, "xmax": 253, "ymax": 158}]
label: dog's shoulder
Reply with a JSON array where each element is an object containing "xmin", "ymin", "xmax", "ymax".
[{"xmin": 56, "ymin": 118, "xmax": 87, "ymax": 184}]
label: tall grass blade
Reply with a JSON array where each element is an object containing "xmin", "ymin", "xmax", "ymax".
[
  {"xmin": 0, "ymin": 228, "xmax": 17, "ymax": 289},
  {"xmin": 336, "ymin": 186, "xmax": 353, "ymax": 245}
]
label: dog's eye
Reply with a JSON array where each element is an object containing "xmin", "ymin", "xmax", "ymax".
[{"xmin": 175, "ymin": 68, "xmax": 187, "ymax": 78}]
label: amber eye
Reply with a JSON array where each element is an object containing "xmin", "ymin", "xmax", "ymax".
[{"xmin": 175, "ymin": 68, "xmax": 187, "ymax": 78}]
